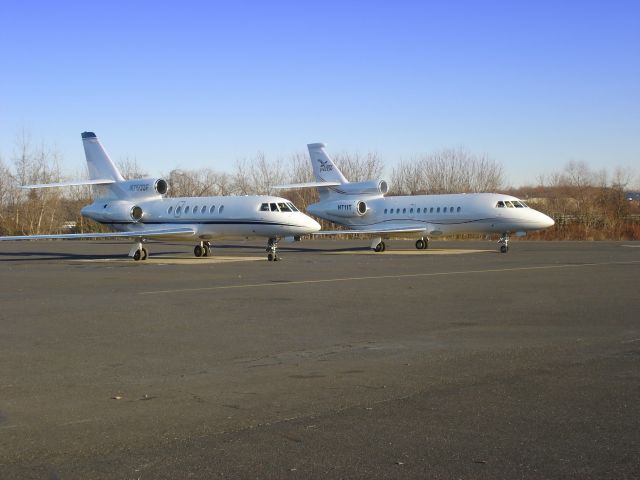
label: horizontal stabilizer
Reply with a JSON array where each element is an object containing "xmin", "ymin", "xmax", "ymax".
[
  {"xmin": 0, "ymin": 227, "xmax": 196, "ymax": 241},
  {"xmin": 274, "ymin": 181, "xmax": 342, "ymax": 189},
  {"xmin": 21, "ymin": 179, "xmax": 116, "ymax": 189},
  {"xmin": 313, "ymin": 226, "xmax": 427, "ymax": 235}
]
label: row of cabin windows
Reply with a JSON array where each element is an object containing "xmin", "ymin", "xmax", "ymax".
[
  {"xmin": 384, "ymin": 206, "xmax": 462, "ymax": 215},
  {"xmin": 259, "ymin": 202, "xmax": 300, "ymax": 212},
  {"xmin": 496, "ymin": 200, "xmax": 529, "ymax": 208},
  {"xmin": 167, "ymin": 204, "xmax": 225, "ymax": 215}
]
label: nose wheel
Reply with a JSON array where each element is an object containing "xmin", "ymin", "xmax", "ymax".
[
  {"xmin": 266, "ymin": 237, "xmax": 280, "ymax": 261},
  {"xmin": 498, "ymin": 233, "xmax": 510, "ymax": 253}
]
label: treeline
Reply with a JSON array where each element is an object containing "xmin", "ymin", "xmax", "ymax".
[{"xmin": 0, "ymin": 136, "xmax": 638, "ymax": 239}]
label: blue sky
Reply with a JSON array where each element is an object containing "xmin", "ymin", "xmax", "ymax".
[{"xmin": 1, "ymin": 0, "xmax": 638, "ymax": 186}]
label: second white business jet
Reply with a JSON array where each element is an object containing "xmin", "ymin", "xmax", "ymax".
[
  {"xmin": 278, "ymin": 143, "xmax": 554, "ymax": 253},
  {"xmin": 0, "ymin": 132, "xmax": 320, "ymax": 261}
]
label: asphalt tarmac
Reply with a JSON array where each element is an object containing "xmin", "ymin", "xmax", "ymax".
[{"xmin": 1, "ymin": 239, "xmax": 639, "ymax": 479}]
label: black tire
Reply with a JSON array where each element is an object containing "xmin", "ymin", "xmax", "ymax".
[
  {"xmin": 267, "ymin": 253, "xmax": 274, "ymax": 261},
  {"xmin": 133, "ymin": 250, "xmax": 141, "ymax": 261},
  {"xmin": 141, "ymin": 248, "xmax": 148, "ymax": 260},
  {"xmin": 203, "ymin": 245, "xmax": 211, "ymax": 257},
  {"xmin": 415, "ymin": 239, "xmax": 425, "ymax": 250},
  {"xmin": 500, "ymin": 245, "xmax": 508, "ymax": 254},
  {"xmin": 381, "ymin": 242, "xmax": 386, "ymax": 252},
  {"xmin": 374, "ymin": 243, "xmax": 383, "ymax": 252},
  {"xmin": 194, "ymin": 245, "xmax": 203, "ymax": 257},
  {"xmin": 273, "ymin": 255, "xmax": 279, "ymax": 262}
]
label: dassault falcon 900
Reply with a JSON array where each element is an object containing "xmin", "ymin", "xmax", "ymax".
[
  {"xmin": 278, "ymin": 143, "xmax": 554, "ymax": 253},
  {"xmin": 0, "ymin": 132, "xmax": 320, "ymax": 261}
]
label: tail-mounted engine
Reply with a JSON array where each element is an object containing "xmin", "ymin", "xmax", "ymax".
[
  {"xmin": 116, "ymin": 178, "xmax": 169, "ymax": 199},
  {"xmin": 321, "ymin": 200, "xmax": 369, "ymax": 218},
  {"xmin": 334, "ymin": 179, "xmax": 388, "ymax": 196},
  {"xmin": 82, "ymin": 201, "xmax": 145, "ymax": 223}
]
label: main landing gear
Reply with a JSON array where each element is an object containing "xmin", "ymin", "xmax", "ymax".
[
  {"xmin": 194, "ymin": 241, "xmax": 212, "ymax": 257},
  {"xmin": 498, "ymin": 232, "xmax": 510, "ymax": 253},
  {"xmin": 129, "ymin": 241, "xmax": 149, "ymax": 261},
  {"xmin": 415, "ymin": 237, "xmax": 429, "ymax": 250},
  {"xmin": 371, "ymin": 237, "xmax": 386, "ymax": 252},
  {"xmin": 266, "ymin": 237, "xmax": 280, "ymax": 261}
]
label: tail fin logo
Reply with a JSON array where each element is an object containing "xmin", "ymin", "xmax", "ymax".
[{"xmin": 318, "ymin": 158, "xmax": 333, "ymax": 172}]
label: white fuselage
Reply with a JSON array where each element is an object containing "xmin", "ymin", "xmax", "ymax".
[
  {"xmin": 307, "ymin": 192, "xmax": 554, "ymax": 236},
  {"xmin": 81, "ymin": 195, "xmax": 321, "ymax": 241}
]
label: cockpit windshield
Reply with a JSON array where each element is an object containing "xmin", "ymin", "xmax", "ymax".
[
  {"xmin": 261, "ymin": 202, "xmax": 301, "ymax": 212},
  {"xmin": 496, "ymin": 200, "xmax": 529, "ymax": 208}
]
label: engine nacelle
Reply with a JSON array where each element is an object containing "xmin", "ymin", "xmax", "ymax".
[
  {"xmin": 82, "ymin": 201, "xmax": 145, "ymax": 223},
  {"xmin": 321, "ymin": 200, "xmax": 369, "ymax": 218},
  {"xmin": 336, "ymin": 179, "xmax": 388, "ymax": 196},
  {"xmin": 116, "ymin": 178, "xmax": 169, "ymax": 199}
]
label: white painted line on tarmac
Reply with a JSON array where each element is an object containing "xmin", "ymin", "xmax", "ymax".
[
  {"xmin": 139, "ymin": 260, "xmax": 640, "ymax": 295},
  {"xmin": 621, "ymin": 244, "xmax": 640, "ymax": 248}
]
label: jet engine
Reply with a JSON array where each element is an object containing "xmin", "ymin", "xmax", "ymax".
[
  {"xmin": 82, "ymin": 201, "xmax": 145, "ymax": 223},
  {"xmin": 116, "ymin": 178, "xmax": 169, "ymax": 199},
  {"xmin": 321, "ymin": 200, "xmax": 369, "ymax": 218},
  {"xmin": 335, "ymin": 179, "xmax": 388, "ymax": 196}
]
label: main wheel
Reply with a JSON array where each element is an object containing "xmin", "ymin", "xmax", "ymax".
[
  {"xmin": 267, "ymin": 253, "xmax": 274, "ymax": 261},
  {"xmin": 203, "ymin": 245, "xmax": 211, "ymax": 257},
  {"xmin": 133, "ymin": 249, "xmax": 142, "ymax": 261},
  {"xmin": 415, "ymin": 239, "xmax": 425, "ymax": 250},
  {"xmin": 194, "ymin": 245, "xmax": 203, "ymax": 257},
  {"xmin": 500, "ymin": 245, "xmax": 508, "ymax": 253},
  {"xmin": 141, "ymin": 248, "xmax": 148, "ymax": 260}
]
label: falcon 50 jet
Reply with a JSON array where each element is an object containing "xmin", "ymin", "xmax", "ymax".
[
  {"xmin": 0, "ymin": 132, "xmax": 320, "ymax": 261},
  {"xmin": 278, "ymin": 143, "xmax": 554, "ymax": 253}
]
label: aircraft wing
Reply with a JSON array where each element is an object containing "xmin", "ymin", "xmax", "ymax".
[
  {"xmin": 312, "ymin": 226, "xmax": 427, "ymax": 235},
  {"xmin": 0, "ymin": 227, "xmax": 196, "ymax": 241}
]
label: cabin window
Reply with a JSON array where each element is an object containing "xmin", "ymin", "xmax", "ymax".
[
  {"xmin": 513, "ymin": 201, "xmax": 524, "ymax": 208},
  {"xmin": 384, "ymin": 208, "xmax": 388, "ymax": 214},
  {"xmin": 496, "ymin": 201, "xmax": 505, "ymax": 208},
  {"xmin": 505, "ymin": 201, "xmax": 515, "ymax": 208},
  {"xmin": 270, "ymin": 203, "xmax": 279, "ymax": 212},
  {"xmin": 210, "ymin": 205, "xmax": 216, "ymax": 214},
  {"xmin": 437, "ymin": 207, "xmax": 440, "ymax": 213},
  {"xmin": 402, "ymin": 208, "xmax": 406, "ymax": 214},
  {"xmin": 184, "ymin": 206, "xmax": 190, "ymax": 214},
  {"xmin": 193, "ymin": 205, "xmax": 198, "ymax": 213},
  {"xmin": 416, "ymin": 208, "xmax": 420, "ymax": 213},
  {"xmin": 287, "ymin": 202, "xmax": 300, "ymax": 212},
  {"xmin": 410, "ymin": 208, "xmax": 414, "ymax": 213},
  {"xmin": 167, "ymin": 206, "xmax": 173, "ymax": 214},
  {"xmin": 457, "ymin": 206, "xmax": 461, "ymax": 212},
  {"xmin": 219, "ymin": 205, "xmax": 224, "ymax": 214},
  {"xmin": 176, "ymin": 206, "xmax": 182, "ymax": 215},
  {"xmin": 430, "ymin": 207, "xmax": 434, "ymax": 213},
  {"xmin": 201, "ymin": 205, "xmax": 207, "ymax": 214},
  {"xmin": 260, "ymin": 203, "xmax": 269, "ymax": 211},
  {"xmin": 278, "ymin": 202, "xmax": 292, "ymax": 212}
]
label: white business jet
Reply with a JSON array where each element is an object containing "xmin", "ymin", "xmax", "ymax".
[
  {"xmin": 0, "ymin": 132, "xmax": 320, "ymax": 261},
  {"xmin": 278, "ymin": 143, "xmax": 554, "ymax": 253}
]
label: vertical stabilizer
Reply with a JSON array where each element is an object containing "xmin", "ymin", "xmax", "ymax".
[
  {"xmin": 81, "ymin": 132, "xmax": 125, "ymax": 182},
  {"xmin": 308, "ymin": 143, "xmax": 348, "ymax": 184}
]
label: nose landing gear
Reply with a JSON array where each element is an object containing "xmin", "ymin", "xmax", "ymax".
[
  {"xmin": 266, "ymin": 237, "xmax": 280, "ymax": 261},
  {"xmin": 498, "ymin": 233, "xmax": 510, "ymax": 253}
]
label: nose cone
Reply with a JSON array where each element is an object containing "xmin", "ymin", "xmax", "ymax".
[
  {"xmin": 541, "ymin": 212, "xmax": 555, "ymax": 229},
  {"xmin": 306, "ymin": 215, "xmax": 321, "ymax": 232}
]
